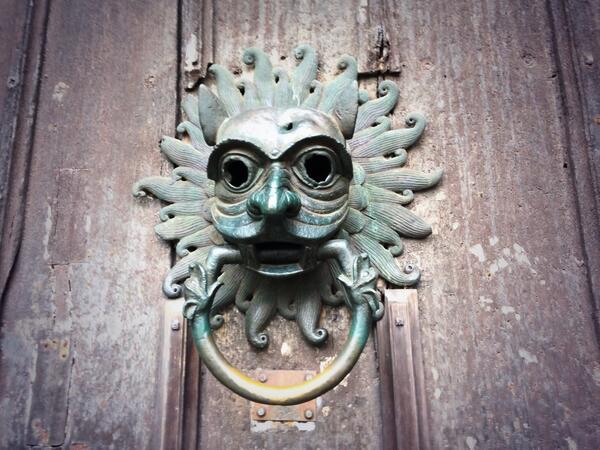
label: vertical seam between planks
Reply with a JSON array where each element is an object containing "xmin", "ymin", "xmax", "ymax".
[
  {"xmin": 173, "ymin": 0, "xmax": 184, "ymax": 272},
  {"xmin": 545, "ymin": 0, "xmax": 600, "ymax": 346},
  {"xmin": 0, "ymin": 0, "xmax": 52, "ymax": 316}
]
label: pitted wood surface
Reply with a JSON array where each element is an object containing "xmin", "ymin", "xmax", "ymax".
[
  {"xmin": 1, "ymin": 1, "xmax": 599, "ymax": 449},
  {"xmin": 380, "ymin": 0, "xmax": 600, "ymax": 447},
  {"xmin": 0, "ymin": 1, "xmax": 178, "ymax": 448}
]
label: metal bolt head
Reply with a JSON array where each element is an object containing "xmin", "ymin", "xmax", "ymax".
[
  {"xmin": 258, "ymin": 373, "xmax": 268, "ymax": 383},
  {"xmin": 404, "ymin": 263, "xmax": 415, "ymax": 274},
  {"xmin": 304, "ymin": 409, "xmax": 314, "ymax": 419},
  {"xmin": 257, "ymin": 407, "xmax": 266, "ymax": 417},
  {"xmin": 170, "ymin": 319, "xmax": 181, "ymax": 331}
]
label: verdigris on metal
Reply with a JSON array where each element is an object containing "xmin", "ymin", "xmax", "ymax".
[{"xmin": 133, "ymin": 45, "xmax": 441, "ymax": 405}]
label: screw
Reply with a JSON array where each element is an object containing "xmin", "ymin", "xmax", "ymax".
[
  {"xmin": 170, "ymin": 319, "xmax": 181, "ymax": 331},
  {"xmin": 395, "ymin": 317, "xmax": 404, "ymax": 327},
  {"xmin": 304, "ymin": 409, "xmax": 314, "ymax": 419},
  {"xmin": 404, "ymin": 263, "xmax": 415, "ymax": 274},
  {"xmin": 257, "ymin": 407, "xmax": 266, "ymax": 418},
  {"xmin": 258, "ymin": 373, "xmax": 268, "ymax": 383}
]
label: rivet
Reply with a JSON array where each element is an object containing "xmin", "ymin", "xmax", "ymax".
[
  {"xmin": 170, "ymin": 319, "xmax": 181, "ymax": 331},
  {"xmin": 404, "ymin": 263, "xmax": 415, "ymax": 274},
  {"xmin": 257, "ymin": 407, "xmax": 266, "ymax": 417},
  {"xmin": 304, "ymin": 409, "xmax": 314, "ymax": 419},
  {"xmin": 258, "ymin": 373, "xmax": 268, "ymax": 383},
  {"xmin": 395, "ymin": 317, "xmax": 404, "ymax": 327}
]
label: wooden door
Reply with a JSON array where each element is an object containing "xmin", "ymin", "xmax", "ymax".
[{"xmin": 1, "ymin": 1, "xmax": 599, "ymax": 449}]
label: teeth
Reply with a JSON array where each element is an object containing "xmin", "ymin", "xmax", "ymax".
[{"xmin": 254, "ymin": 242, "xmax": 304, "ymax": 264}]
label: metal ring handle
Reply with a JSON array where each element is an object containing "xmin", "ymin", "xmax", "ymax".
[
  {"xmin": 190, "ymin": 302, "xmax": 372, "ymax": 405},
  {"xmin": 183, "ymin": 240, "xmax": 379, "ymax": 405}
]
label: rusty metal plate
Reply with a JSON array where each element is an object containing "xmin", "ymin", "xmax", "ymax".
[{"xmin": 250, "ymin": 369, "xmax": 317, "ymax": 422}]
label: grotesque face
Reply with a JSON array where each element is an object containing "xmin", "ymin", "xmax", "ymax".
[{"xmin": 207, "ymin": 107, "xmax": 353, "ymax": 277}]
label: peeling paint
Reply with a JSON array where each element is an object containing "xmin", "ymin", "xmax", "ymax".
[
  {"xmin": 250, "ymin": 420, "xmax": 274, "ymax": 433},
  {"xmin": 43, "ymin": 204, "xmax": 52, "ymax": 261},
  {"xmin": 466, "ymin": 435, "xmax": 477, "ymax": 449},
  {"xmin": 518, "ymin": 349, "xmax": 538, "ymax": 364},
  {"xmin": 52, "ymin": 81, "xmax": 69, "ymax": 102},
  {"xmin": 479, "ymin": 296, "xmax": 494, "ymax": 312},
  {"xmin": 280, "ymin": 341, "xmax": 291, "ymax": 357},
  {"xmin": 469, "ymin": 244, "xmax": 486, "ymax": 262},
  {"xmin": 513, "ymin": 243, "xmax": 532, "ymax": 267},
  {"xmin": 566, "ymin": 437, "xmax": 578, "ymax": 450},
  {"xmin": 294, "ymin": 421, "xmax": 316, "ymax": 431},
  {"xmin": 489, "ymin": 257, "xmax": 509, "ymax": 274},
  {"xmin": 250, "ymin": 419, "xmax": 316, "ymax": 433},
  {"xmin": 184, "ymin": 33, "xmax": 199, "ymax": 73},
  {"xmin": 501, "ymin": 306, "xmax": 515, "ymax": 315}
]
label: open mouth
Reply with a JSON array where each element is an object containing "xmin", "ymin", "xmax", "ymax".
[
  {"xmin": 247, "ymin": 242, "xmax": 312, "ymax": 277},
  {"xmin": 253, "ymin": 242, "xmax": 304, "ymax": 264}
]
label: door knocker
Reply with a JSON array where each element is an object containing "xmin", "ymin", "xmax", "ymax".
[{"xmin": 133, "ymin": 45, "xmax": 441, "ymax": 405}]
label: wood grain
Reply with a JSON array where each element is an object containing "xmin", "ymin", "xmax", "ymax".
[
  {"xmin": 0, "ymin": 0, "xmax": 31, "ymax": 238},
  {"xmin": 376, "ymin": 289, "xmax": 430, "ymax": 450},
  {"xmin": 195, "ymin": 0, "xmax": 398, "ymax": 79},
  {"xmin": 0, "ymin": 0, "xmax": 48, "ymax": 303},
  {"xmin": 0, "ymin": 1, "xmax": 178, "ymax": 447},
  {"xmin": 550, "ymin": 0, "xmax": 600, "ymax": 341},
  {"xmin": 381, "ymin": 0, "xmax": 600, "ymax": 448},
  {"xmin": 1, "ymin": 1, "xmax": 599, "ymax": 449}
]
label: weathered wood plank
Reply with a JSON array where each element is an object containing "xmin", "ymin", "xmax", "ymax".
[
  {"xmin": 0, "ymin": 1, "xmax": 178, "ymax": 448},
  {"xmin": 376, "ymin": 289, "xmax": 430, "ymax": 450},
  {"xmin": 1, "ymin": 2, "xmax": 598, "ymax": 449},
  {"xmin": 549, "ymin": 0, "xmax": 600, "ymax": 341},
  {"xmin": 197, "ymin": 309, "xmax": 382, "ymax": 450},
  {"xmin": 181, "ymin": 0, "xmax": 215, "ymax": 90},
  {"xmin": 159, "ymin": 300, "xmax": 186, "ymax": 450},
  {"xmin": 183, "ymin": 3, "xmax": 397, "ymax": 449},
  {"xmin": 202, "ymin": 0, "xmax": 397, "ymax": 77},
  {"xmin": 381, "ymin": 0, "xmax": 600, "ymax": 448},
  {"xmin": 0, "ymin": 0, "xmax": 48, "ymax": 302},
  {"xmin": 0, "ymin": 0, "xmax": 31, "ymax": 234}
]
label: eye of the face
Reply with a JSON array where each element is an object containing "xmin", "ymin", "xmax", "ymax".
[
  {"xmin": 220, "ymin": 153, "xmax": 259, "ymax": 191},
  {"xmin": 294, "ymin": 148, "xmax": 337, "ymax": 187}
]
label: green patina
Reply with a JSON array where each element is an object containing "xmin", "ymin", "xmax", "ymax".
[{"xmin": 133, "ymin": 45, "xmax": 441, "ymax": 404}]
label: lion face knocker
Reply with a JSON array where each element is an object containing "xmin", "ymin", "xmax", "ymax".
[
  {"xmin": 209, "ymin": 106, "xmax": 352, "ymax": 277},
  {"xmin": 134, "ymin": 46, "xmax": 441, "ymax": 405}
]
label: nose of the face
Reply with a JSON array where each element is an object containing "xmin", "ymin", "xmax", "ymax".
[{"xmin": 247, "ymin": 165, "xmax": 301, "ymax": 220}]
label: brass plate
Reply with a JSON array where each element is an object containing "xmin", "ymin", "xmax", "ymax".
[{"xmin": 250, "ymin": 369, "xmax": 318, "ymax": 422}]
